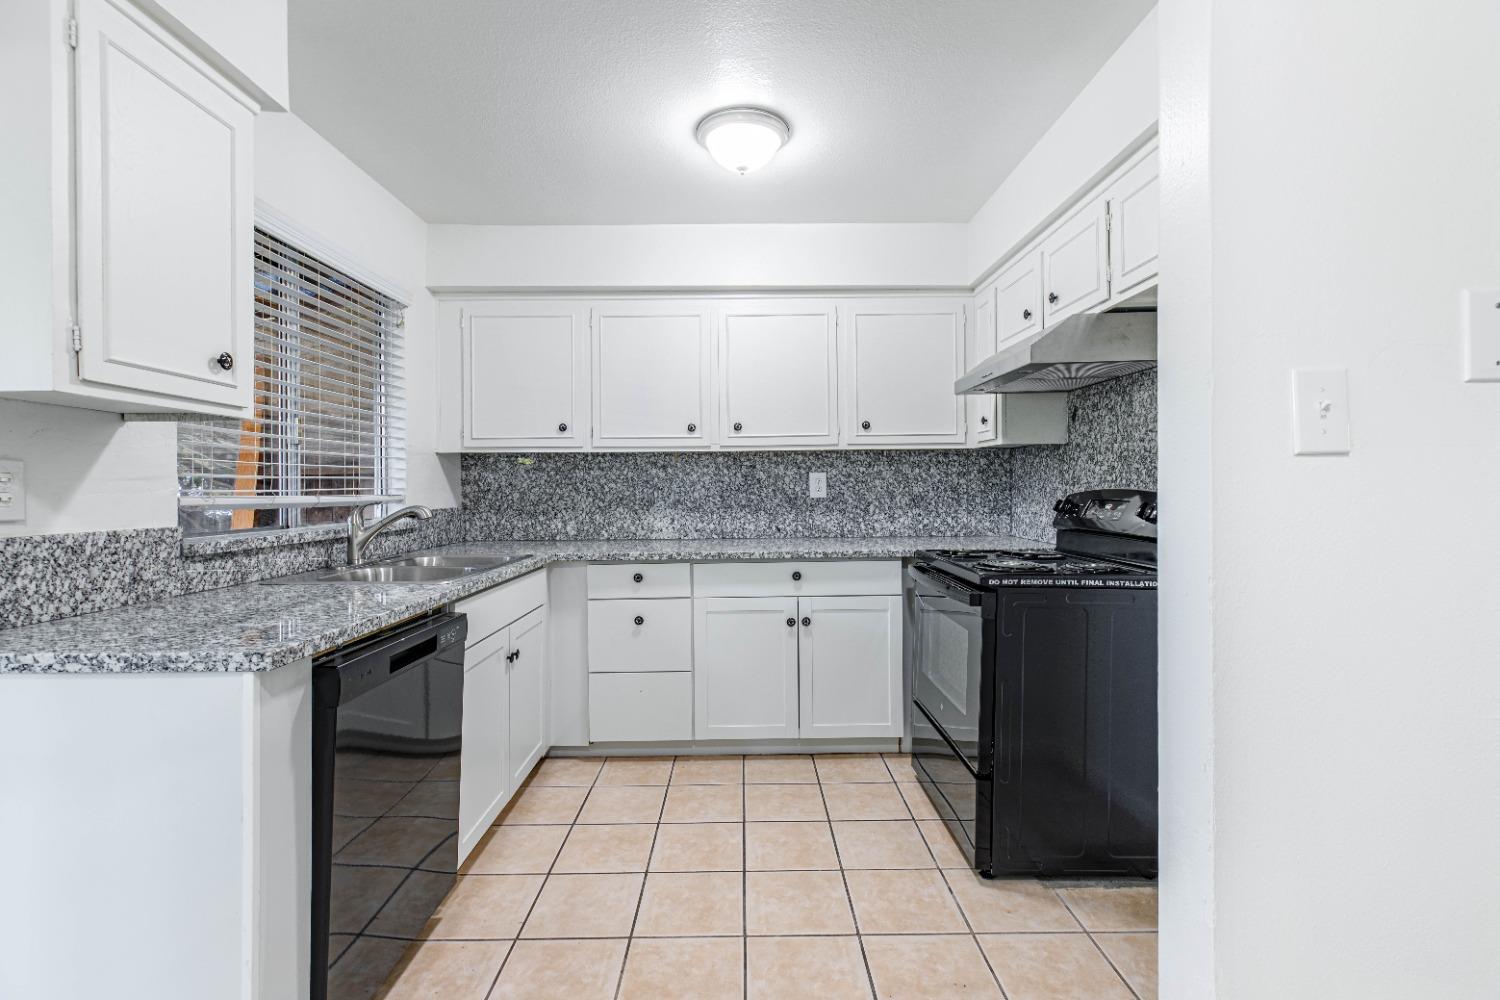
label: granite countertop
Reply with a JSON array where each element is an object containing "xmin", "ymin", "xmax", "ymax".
[{"xmin": 0, "ymin": 535, "xmax": 1042, "ymax": 675}]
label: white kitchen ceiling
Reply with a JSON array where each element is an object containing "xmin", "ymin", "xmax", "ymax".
[{"xmin": 288, "ymin": 0, "xmax": 1155, "ymax": 225}]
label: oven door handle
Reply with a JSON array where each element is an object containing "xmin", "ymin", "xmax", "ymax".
[{"xmin": 909, "ymin": 563, "xmax": 987, "ymax": 608}]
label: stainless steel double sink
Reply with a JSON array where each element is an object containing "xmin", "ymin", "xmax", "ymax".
[{"xmin": 261, "ymin": 551, "xmax": 533, "ymax": 585}]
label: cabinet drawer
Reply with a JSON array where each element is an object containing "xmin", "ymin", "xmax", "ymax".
[
  {"xmin": 589, "ymin": 672, "xmax": 693, "ymax": 742},
  {"xmin": 587, "ymin": 598, "xmax": 693, "ymax": 672},
  {"xmin": 587, "ymin": 562, "xmax": 692, "ymax": 599},
  {"xmin": 456, "ymin": 569, "xmax": 547, "ymax": 647},
  {"xmin": 692, "ymin": 560, "xmax": 902, "ymax": 597}
]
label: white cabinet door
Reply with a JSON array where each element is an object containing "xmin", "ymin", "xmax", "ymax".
[
  {"xmin": 1040, "ymin": 199, "xmax": 1110, "ymax": 325},
  {"xmin": 969, "ymin": 288, "xmax": 997, "ymax": 445},
  {"xmin": 459, "ymin": 630, "xmax": 511, "ymax": 861},
  {"xmin": 593, "ymin": 302, "xmax": 711, "ymax": 448},
  {"xmin": 843, "ymin": 300, "xmax": 967, "ymax": 445},
  {"xmin": 74, "ymin": 0, "xmax": 253, "ymax": 411},
  {"xmin": 694, "ymin": 597, "xmax": 800, "ymax": 740},
  {"xmin": 993, "ymin": 251, "xmax": 1044, "ymax": 349},
  {"xmin": 719, "ymin": 302, "xmax": 839, "ymax": 447},
  {"xmin": 463, "ymin": 301, "xmax": 588, "ymax": 449},
  {"xmin": 506, "ymin": 607, "xmax": 547, "ymax": 789},
  {"xmin": 1107, "ymin": 150, "xmax": 1160, "ymax": 297},
  {"xmin": 797, "ymin": 596, "xmax": 902, "ymax": 739},
  {"xmin": 590, "ymin": 673, "xmax": 694, "ymax": 742}
]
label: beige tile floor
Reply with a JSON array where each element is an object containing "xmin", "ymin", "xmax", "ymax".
[{"xmin": 370, "ymin": 753, "xmax": 1158, "ymax": 1000}]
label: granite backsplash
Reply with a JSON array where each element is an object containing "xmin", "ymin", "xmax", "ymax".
[
  {"xmin": 1009, "ymin": 368, "xmax": 1159, "ymax": 542},
  {"xmin": 0, "ymin": 508, "xmax": 464, "ymax": 630},
  {"xmin": 461, "ymin": 449, "xmax": 1016, "ymax": 541}
]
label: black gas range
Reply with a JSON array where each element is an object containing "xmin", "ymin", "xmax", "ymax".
[{"xmin": 906, "ymin": 489, "xmax": 1158, "ymax": 879}]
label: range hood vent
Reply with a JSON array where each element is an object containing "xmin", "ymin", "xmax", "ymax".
[{"xmin": 955, "ymin": 311, "xmax": 1157, "ymax": 394}]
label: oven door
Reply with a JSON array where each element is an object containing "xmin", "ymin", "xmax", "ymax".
[{"xmin": 908, "ymin": 563, "xmax": 992, "ymax": 774}]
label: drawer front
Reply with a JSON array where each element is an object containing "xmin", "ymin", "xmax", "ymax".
[
  {"xmin": 589, "ymin": 672, "xmax": 693, "ymax": 742},
  {"xmin": 587, "ymin": 562, "xmax": 692, "ymax": 599},
  {"xmin": 692, "ymin": 560, "xmax": 902, "ymax": 597},
  {"xmin": 587, "ymin": 598, "xmax": 693, "ymax": 672},
  {"xmin": 457, "ymin": 569, "xmax": 547, "ymax": 647}
]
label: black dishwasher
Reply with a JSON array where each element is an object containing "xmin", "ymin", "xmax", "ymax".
[{"xmin": 311, "ymin": 611, "xmax": 468, "ymax": 1000}]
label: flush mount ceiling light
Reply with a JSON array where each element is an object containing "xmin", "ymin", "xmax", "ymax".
[{"xmin": 694, "ymin": 107, "xmax": 791, "ymax": 175}]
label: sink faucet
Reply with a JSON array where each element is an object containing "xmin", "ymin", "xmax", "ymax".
[{"xmin": 347, "ymin": 503, "xmax": 433, "ymax": 566}]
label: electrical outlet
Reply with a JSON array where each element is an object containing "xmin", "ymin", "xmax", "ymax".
[
  {"xmin": 809, "ymin": 471, "xmax": 828, "ymax": 499},
  {"xmin": 0, "ymin": 459, "xmax": 26, "ymax": 523}
]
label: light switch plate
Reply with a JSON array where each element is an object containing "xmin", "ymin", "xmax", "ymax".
[
  {"xmin": 0, "ymin": 459, "xmax": 25, "ymax": 523},
  {"xmin": 809, "ymin": 472, "xmax": 827, "ymax": 499},
  {"xmin": 1462, "ymin": 289, "xmax": 1500, "ymax": 382},
  {"xmin": 1292, "ymin": 369, "xmax": 1351, "ymax": 455}
]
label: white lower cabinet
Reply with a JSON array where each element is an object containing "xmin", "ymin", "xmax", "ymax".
[
  {"xmin": 455, "ymin": 575, "xmax": 548, "ymax": 863},
  {"xmin": 694, "ymin": 597, "xmax": 802, "ymax": 740},
  {"xmin": 459, "ymin": 628, "xmax": 511, "ymax": 860},
  {"xmin": 506, "ymin": 607, "xmax": 548, "ymax": 789},
  {"xmin": 590, "ymin": 672, "xmax": 694, "ymax": 742},
  {"xmin": 797, "ymin": 596, "xmax": 902, "ymax": 739}
]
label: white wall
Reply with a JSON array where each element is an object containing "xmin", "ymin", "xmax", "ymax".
[
  {"xmin": 1158, "ymin": 0, "xmax": 1500, "ymax": 997},
  {"xmin": 427, "ymin": 222, "xmax": 970, "ymax": 291},
  {"xmin": 134, "ymin": 0, "xmax": 289, "ymax": 109},
  {"xmin": 255, "ymin": 112, "xmax": 459, "ymax": 512},
  {"xmin": 965, "ymin": 8, "xmax": 1158, "ymax": 282}
]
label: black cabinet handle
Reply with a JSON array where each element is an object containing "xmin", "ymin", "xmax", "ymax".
[
  {"xmin": 733, "ymin": 422, "xmax": 743, "ymax": 432},
  {"xmin": 633, "ymin": 615, "xmax": 645, "ymax": 626},
  {"xmin": 687, "ymin": 423, "xmax": 697, "ymax": 433},
  {"xmin": 786, "ymin": 617, "xmax": 796, "ymax": 628},
  {"xmin": 860, "ymin": 420, "xmax": 871, "ymax": 431},
  {"xmin": 514, "ymin": 648, "xmax": 521, "ymax": 660},
  {"xmin": 801, "ymin": 616, "xmax": 811, "ymax": 627},
  {"xmin": 558, "ymin": 422, "xmax": 568, "ymax": 433},
  {"xmin": 1022, "ymin": 308, "xmax": 1032, "ymax": 321},
  {"xmin": 1047, "ymin": 291, "xmax": 1059, "ymax": 304},
  {"xmin": 632, "ymin": 572, "xmax": 644, "ymax": 583},
  {"xmin": 791, "ymin": 571, "xmax": 802, "ymax": 581},
  {"xmin": 215, "ymin": 352, "xmax": 234, "ymax": 371}
]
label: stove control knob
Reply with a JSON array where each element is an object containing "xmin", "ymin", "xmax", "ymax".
[{"xmin": 1138, "ymin": 501, "xmax": 1158, "ymax": 524}]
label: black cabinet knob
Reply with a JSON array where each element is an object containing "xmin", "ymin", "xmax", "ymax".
[
  {"xmin": 632, "ymin": 572, "xmax": 644, "ymax": 583},
  {"xmin": 791, "ymin": 571, "xmax": 802, "ymax": 581},
  {"xmin": 557, "ymin": 422, "xmax": 568, "ymax": 433},
  {"xmin": 801, "ymin": 616, "xmax": 811, "ymax": 627},
  {"xmin": 980, "ymin": 415, "xmax": 989, "ymax": 425},
  {"xmin": 215, "ymin": 352, "xmax": 234, "ymax": 371},
  {"xmin": 1022, "ymin": 308, "xmax": 1032, "ymax": 321},
  {"xmin": 687, "ymin": 423, "xmax": 697, "ymax": 433},
  {"xmin": 514, "ymin": 648, "xmax": 521, "ymax": 660},
  {"xmin": 733, "ymin": 422, "xmax": 743, "ymax": 432},
  {"xmin": 1047, "ymin": 291, "xmax": 1059, "ymax": 304},
  {"xmin": 786, "ymin": 617, "xmax": 796, "ymax": 628},
  {"xmin": 860, "ymin": 420, "xmax": 871, "ymax": 431},
  {"xmin": 633, "ymin": 615, "xmax": 645, "ymax": 626}
]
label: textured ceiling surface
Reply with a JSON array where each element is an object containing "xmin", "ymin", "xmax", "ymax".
[{"xmin": 288, "ymin": 0, "xmax": 1155, "ymax": 224}]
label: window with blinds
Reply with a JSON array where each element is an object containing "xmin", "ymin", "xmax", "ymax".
[{"xmin": 177, "ymin": 228, "xmax": 406, "ymax": 537}]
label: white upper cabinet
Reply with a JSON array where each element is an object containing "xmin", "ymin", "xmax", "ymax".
[
  {"xmin": 969, "ymin": 288, "xmax": 998, "ymax": 445},
  {"xmin": 1107, "ymin": 148, "xmax": 1161, "ymax": 298},
  {"xmin": 1040, "ymin": 197, "xmax": 1111, "ymax": 326},
  {"xmin": 843, "ymin": 299, "xmax": 967, "ymax": 446},
  {"xmin": 993, "ymin": 250, "xmax": 1045, "ymax": 350},
  {"xmin": 76, "ymin": 0, "xmax": 254, "ymax": 409},
  {"xmin": 1, "ymin": 0, "xmax": 259, "ymax": 416},
  {"xmin": 718, "ymin": 301, "xmax": 839, "ymax": 448},
  {"xmin": 462, "ymin": 301, "xmax": 588, "ymax": 449},
  {"xmin": 593, "ymin": 301, "xmax": 711, "ymax": 449}
]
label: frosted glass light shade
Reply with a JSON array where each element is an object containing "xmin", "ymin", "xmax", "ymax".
[{"xmin": 695, "ymin": 108, "xmax": 790, "ymax": 174}]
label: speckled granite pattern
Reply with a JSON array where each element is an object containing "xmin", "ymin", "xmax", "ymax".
[
  {"xmin": 462, "ymin": 450, "xmax": 1014, "ymax": 540},
  {"xmin": 1009, "ymin": 369, "xmax": 1158, "ymax": 542},
  {"xmin": 0, "ymin": 535, "xmax": 1037, "ymax": 674},
  {"xmin": 0, "ymin": 509, "xmax": 464, "ymax": 631}
]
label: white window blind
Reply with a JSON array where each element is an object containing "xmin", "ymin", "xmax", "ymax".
[{"xmin": 177, "ymin": 228, "xmax": 406, "ymax": 535}]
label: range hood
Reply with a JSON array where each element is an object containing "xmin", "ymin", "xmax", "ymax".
[{"xmin": 955, "ymin": 310, "xmax": 1157, "ymax": 394}]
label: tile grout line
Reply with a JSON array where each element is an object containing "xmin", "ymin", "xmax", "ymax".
[
  {"xmin": 742, "ymin": 756, "xmax": 750, "ymax": 1000},
  {"xmin": 816, "ymin": 760, "xmax": 880, "ymax": 1000},
  {"xmin": 483, "ymin": 755, "xmax": 602, "ymax": 1000},
  {"xmin": 611, "ymin": 754, "xmax": 676, "ymax": 1000},
  {"xmin": 1084, "ymin": 928, "xmax": 1147, "ymax": 1000}
]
